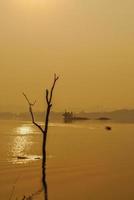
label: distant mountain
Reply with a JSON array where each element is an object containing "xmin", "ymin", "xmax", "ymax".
[
  {"xmin": 0, "ymin": 111, "xmax": 62, "ymax": 122},
  {"xmin": 0, "ymin": 109, "xmax": 134, "ymax": 123},
  {"xmin": 77, "ymin": 109, "xmax": 134, "ymax": 122},
  {"xmin": 0, "ymin": 112, "xmax": 17, "ymax": 120}
]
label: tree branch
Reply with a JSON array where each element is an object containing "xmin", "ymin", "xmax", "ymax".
[
  {"xmin": 23, "ymin": 93, "xmax": 44, "ymax": 133},
  {"xmin": 48, "ymin": 74, "xmax": 59, "ymax": 104},
  {"xmin": 44, "ymin": 74, "xmax": 59, "ymax": 133},
  {"xmin": 23, "ymin": 74, "xmax": 59, "ymax": 186},
  {"xmin": 45, "ymin": 89, "xmax": 49, "ymax": 105}
]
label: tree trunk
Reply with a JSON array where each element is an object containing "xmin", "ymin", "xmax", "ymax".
[
  {"xmin": 42, "ymin": 132, "xmax": 47, "ymax": 170},
  {"xmin": 23, "ymin": 74, "xmax": 59, "ymax": 200}
]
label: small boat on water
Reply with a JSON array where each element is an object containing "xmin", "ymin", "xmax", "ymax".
[
  {"xmin": 63, "ymin": 111, "xmax": 89, "ymax": 122},
  {"xmin": 97, "ymin": 117, "xmax": 110, "ymax": 121},
  {"xmin": 105, "ymin": 126, "xmax": 112, "ymax": 131}
]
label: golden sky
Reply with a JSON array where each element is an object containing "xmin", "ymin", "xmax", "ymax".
[{"xmin": 0, "ymin": 0, "xmax": 134, "ymax": 112}]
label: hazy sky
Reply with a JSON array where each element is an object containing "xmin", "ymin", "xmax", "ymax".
[{"xmin": 0, "ymin": 0, "xmax": 134, "ymax": 112}]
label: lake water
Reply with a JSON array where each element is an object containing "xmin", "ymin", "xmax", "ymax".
[{"xmin": 0, "ymin": 120, "xmax": 134, "ymax": 200}]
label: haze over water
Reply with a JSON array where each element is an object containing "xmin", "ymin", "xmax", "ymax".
[
  {"xmin": 0, "ymin": 0, "xmax": 134, "ymax": 112},
  {"xmin": 0, "ymin": 120, "xmax": 134, "ymax": 200},
  {"xmin": 0, "ymin": 0, "xmax": 134, "ymax": 199}
]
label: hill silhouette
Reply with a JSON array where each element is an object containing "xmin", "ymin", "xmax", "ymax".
[{"xmin": 1, "ymin": 109, "xmax": 134, "ymax": 123}]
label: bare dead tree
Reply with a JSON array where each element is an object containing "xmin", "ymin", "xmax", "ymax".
[
  {"xmin": 23, "ymin": 74, "xmax": 59, "ymax": 167},
  {"xmin": 23, "ymin": 74, "xmax": 59, "ymax": 200}
]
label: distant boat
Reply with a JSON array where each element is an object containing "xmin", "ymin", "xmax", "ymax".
[
  {"xmin": 105, "ymin": 126, "xmax": 112, "ymax": 130},
  {"xmin": 97, "ymin": 117, "xmax": 110, "ymax": 121},
  {"xmin": 63, "ymin": 111, "xmax": 89, "ymax": 122},
  {"xmin": 17, "ymin": 156, "xmax": 28, "ymax": 160}
]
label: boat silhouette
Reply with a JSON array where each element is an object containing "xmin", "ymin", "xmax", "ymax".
[{"xmin": 63, "ymin": 111, "xmax": 89, "ymax": 122}]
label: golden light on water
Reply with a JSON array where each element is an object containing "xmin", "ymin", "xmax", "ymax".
[
  {"xmin": 11, "ymin": 125, "xmax": 34, "ymax": 164},
  {"xmin": 12, "ymin": 136, "xmax": 28, "ymax": 157},
  {"xmin": 16, "ymin": 126, "xmax": 33, "ymax": 135}
]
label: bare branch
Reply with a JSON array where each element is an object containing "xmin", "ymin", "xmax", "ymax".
[
  {"xmin": 23, "ymin": 92, "xmax": 36, "ymax": 106},
  {"xmin": 54, "ymin": 73, "xmax": 59, "ymax": 81},
  {"xmin": 23, "ymin": 93, "xmax": 44, "ymax": 133},
  {"xmin": 44, "ymin": 74, "xmax": 59, "ymax": 135},
  {"xmin": 23, "ymin": 93, "xmax": 31, "ymax": 105},
  {"xmin": 45, "ymin": 89, "xmax": 49, "ymax": 105},
  {"xmin": 23, "ymin": 74, "xmax": 59, "ymax": 173},
  {"xmin": 49, "ymin": 74, "xmax": 59, "ymax": 104}
]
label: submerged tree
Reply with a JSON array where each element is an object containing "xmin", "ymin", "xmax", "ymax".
[
  {"xmin": 23, "ymin": 74, "xmax": 59, "ymax": 166},
  {"xmin": 23, "ymin": 74, "xmax": 59, "ymax": 199}
]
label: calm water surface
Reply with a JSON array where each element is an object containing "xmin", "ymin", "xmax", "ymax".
[{"xmin": 0, "ymin": 120, "xmax": 134, "ymax": 200}]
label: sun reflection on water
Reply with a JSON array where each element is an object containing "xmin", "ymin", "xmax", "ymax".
[
  {"xmin": 12, "ymin": 136, "xmax": 28, "ymax": 157},
  {"xmin": 11, "ymin": 125, "xmax": 40, "ymax": 164},
  {"xmin": 16, "ymin": 126, "xmax": 33, "ymax": 135}
]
